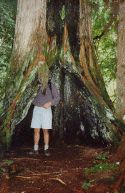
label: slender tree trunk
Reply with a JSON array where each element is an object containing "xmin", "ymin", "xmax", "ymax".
[
  {"xmin": 116, "ymin": 1, "xmax": 125, "ymax": 119},
  {"xmin": 79, "ymin": 0, "xmax": 114, "ymax": 111}
]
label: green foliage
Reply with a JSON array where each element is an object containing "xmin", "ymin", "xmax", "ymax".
[
  {"xmin": 92, "ymin": 0, "xmax": 117, "ymax": 101},
  {"xmin": 60, "ymin": 5, "xmax": 66, "ymax": 21},
  {"xmin": 84, "ymin": 152, "xmax": 117, "ymax": 178},
  {"xmin": 92, "ymin": 0, "xmax": 110, "ymax": 38},
  {"xmin": 84, "ymin": 162, "xmax": 118, "ymax": 175},
  {"xmin": 95, "ymin": 33, "xmax": 117, "ymax": 81},
  {"xmin": 0, "ymin": 159, "xmax": 13, "ymax": 175},
  {"xmin": 0, "ymin": 167, "xmax": 5, "ymax": 174},
  {"xmin": 4, "ymin": 159, "xmax": 13, "ymax": 165},
  {"xmin": 0, "ymin": 0, "xmax": 16, "ymax": 110},
  {"xmin": 82, "ymin": 180, "xmax": 94, "ymax": 190},
  {"xmin": 0, "ymin": 118, "xmax": 12, "ymax": 149},
  {"xmin": 95, "ymin": 152, "xmax": 109, "ymax": 161}
]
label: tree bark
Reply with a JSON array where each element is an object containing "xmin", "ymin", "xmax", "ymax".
[
  {"xmin": 11, "ymin": 0, "xmax": 47, "ymax": 72},
  {"xmin": 79, "ymin": 0, "xmax": 114, "ymax": 111},
  {"xmin": 116, "ymin": 1, "xmax": 125, "ymax": 118}
]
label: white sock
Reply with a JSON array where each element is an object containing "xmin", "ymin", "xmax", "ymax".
[
  {"xmin": 44, "ymin": 144, "xmax": 49, "ymax": 151},
  {"xmin": 34, "ymin": 144, "xmax": 39, "ymax": 151}
]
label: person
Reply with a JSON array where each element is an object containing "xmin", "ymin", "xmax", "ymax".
[{"xmin": 30, "ymin": 79, "xmax": 60, "ymax": 156}]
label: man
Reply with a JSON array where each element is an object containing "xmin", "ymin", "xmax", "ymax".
[{"xmin": 30, "ymin": 79, "xmax": 60, "ymax": 156}]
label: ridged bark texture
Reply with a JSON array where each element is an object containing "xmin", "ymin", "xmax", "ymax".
[
  {"xmin": 116, "ymin": 1, "xmax": 125, "ymax": 118},
  {"xmin": 11, "ymin": 0, "xmax": 47, "ymax": 72}
]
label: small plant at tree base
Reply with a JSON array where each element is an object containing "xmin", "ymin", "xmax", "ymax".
[
  {"xmin": 0, "ymin": 159, "xmax": 13, "ymax": 175},
  {"xmin": 82, "ymin": 180, "xmax": 94, "ymax": 190},
  {"xmin": 4, "ymin": 160, "xmax": 13, "ymax": 165},
  {"xmin": 84, "ymin": 162, "xmax": 118, "ymax": 175},
  {"xmin": 0, "ymin": 167, "xmax": 6, "ymax": 174},
  {"xmin": 95, "ymin": 152, "xmax": 109, "ymax": 161}
]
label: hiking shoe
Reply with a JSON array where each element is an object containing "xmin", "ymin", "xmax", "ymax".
[
  {"xmin": 28, "ymin": 150, "xmax": 39, "ymax": 155},
  {"xmin": 44, "ymin": 149, "xmax": 51, "ymax": 157}
]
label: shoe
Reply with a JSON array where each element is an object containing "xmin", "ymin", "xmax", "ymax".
[
  {"xmin": 28, "ymin": 150, "xmax": 39, "ymax": 155},
  {"xmin": 44, "ymin": 149, "xmax": 51, "ymax": 157}
]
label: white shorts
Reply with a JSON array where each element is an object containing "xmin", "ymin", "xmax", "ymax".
[{"xmin": 31, "ymin": 106, "xmax": 52, "ymax": 129}]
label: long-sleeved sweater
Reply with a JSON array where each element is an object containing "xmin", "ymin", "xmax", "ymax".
[{"xmin": 32, "ymin": 83, "xmax": 60, "ymax": 107}]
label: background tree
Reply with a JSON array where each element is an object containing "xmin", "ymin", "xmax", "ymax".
[
  {"xmin": 93, "ymin": 0, "xmax": 117, "ymax": 103},
  {"xmin": 116, "ymin": 0, "xmax": 125, "ymax": 118}
]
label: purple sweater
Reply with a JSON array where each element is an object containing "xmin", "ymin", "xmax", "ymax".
[{"xmin": 32, "ymin": 83, "xmax": 60, "ymax": 107}]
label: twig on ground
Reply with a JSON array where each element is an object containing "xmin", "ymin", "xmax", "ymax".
[
  {"xmin": 13, "ymin": 157, "xmax": 40, "ymax": 161},
  {"xmin": 49, "ymin": 177, "xmax": 66, "ymax": 185},
  {"xmin": 16, "ymin": 175, "xmax": 40, "ymax": 179},
  {"xmin": 16, "ymin": 172, "xmax": 54, "ymax": 179}
]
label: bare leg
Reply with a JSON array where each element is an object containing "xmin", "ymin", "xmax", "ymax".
[
  {"xmin": 43, "ymin": 129, "xmax": 51, "ymax": 156},
  {"xmin": 34, "ymin": 128, "xmax": 40, "ymax": 146},
  {"xmin": 28, "ymin": 128, "xmax": 40, "ymax": 154},
  {"xmin": 43, "ymin": 129, "xmax": 49, "ymax": 149}
]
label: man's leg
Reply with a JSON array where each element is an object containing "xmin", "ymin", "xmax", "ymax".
[
  {"xmin": 43, "ymin": 129, "xmax": 50, "ymax": 156},
  {"xmin": 43, "ymin": 129, "xmax": 49, "ymax": 150},
  {"xmin": 34, "ymin": 128, "xmax": 40, "ymax": 151}
]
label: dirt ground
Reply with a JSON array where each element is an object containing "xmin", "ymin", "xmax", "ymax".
[{"xmin": 0, "ymin": 144, "xmax": 124, "ymax": 193}]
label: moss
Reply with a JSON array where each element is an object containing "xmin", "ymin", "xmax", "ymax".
[{"xmin": 84, "ymin": 162, "xmax": 118, "ymax": 175}]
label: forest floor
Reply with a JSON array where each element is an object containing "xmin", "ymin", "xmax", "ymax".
[{"xmin": 0, "ymin": 144, "xmax": 125, "ymax": 193}]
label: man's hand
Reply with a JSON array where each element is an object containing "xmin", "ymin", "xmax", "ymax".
[{"xmin": 42, "ymin": 101, "xmax": 52, "ymax": 109}]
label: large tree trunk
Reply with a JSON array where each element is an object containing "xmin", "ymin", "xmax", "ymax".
[
  {"xmin": 1, "ymin": 0, "xmax": 48, "ymax": 148},
  {"xmin": 116, "ymin": 1, "xmax": 125, "ymax": 119},
  {"xmin": 1, "ymin": 0, "xmax": 122, "ymax": 149},
  {"xmin": 46, "ymin": 0, "xmax": 121, "ymax": 145}
]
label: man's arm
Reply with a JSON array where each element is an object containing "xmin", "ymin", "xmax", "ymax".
[
  {"xmin": 42, "ymin": 101, "xmax": 52, "ymax": 109},
  {"xmin": 42, "ymin": 83, "xmax": 60, "ymax": 109}
]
